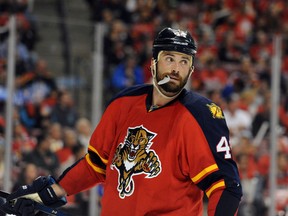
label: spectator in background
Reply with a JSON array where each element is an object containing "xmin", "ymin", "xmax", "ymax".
[
  {"xmin": 39, "ymin": 89, "xmax": 58, "ymax": 116},
  {"xmin": 56, "ymin": 128, "xmax": 81, "ymax": 173},
  {"xmin": 50, "ymin": 90, "xmax": 79, "ymax": 128},
  {"xmin": 256, "ymin": 56, "xmax": 287, "ymax": 97},
  {"xmin": 111, "ymin": 52, "xmax": 144, "ymax": 92},
  {"xmin": 232, "ymin": 131, "xmax": 256, "ymax": 157},
  {"xmin": 218, "ymin": 30, "xmax": 243, "ymax": 64},
  {"xmin": 33, "ymin": 59, "xmax": 57, "ymax": 89},
  {"xmin": 18, "ymin": 99, "xmax": 54, "ymax": 137},
  {"xmin": 75, "ymin": 117, "xmax": 92, "ymax": 148},
  {"xmin": 195, "ymin": 25, "xmax": 217, "ymax": 61},
  {"xmin": 0, "ymin": 33, "xmax": 33, "ymax": 75},
  {"xmin": 23, "ymin": 134, "xmax": 60, "ymax": 177},
  {"xmin": 0, "ymin": 0, "xmax": 39, "ymax": 51},
  {"xmin": 251, "ymin": 92, "xmax": 271, "ymax": 138},
  {"xmin": 223, "ymin": 93, "xmax": 252, "ymax": 146},
  {"xmin": 199, "ymin": 57, "xmax": 228, "ymax": 92},
  {"xmin": 17, "ymin": 7, "xmax": 39, "ymax": 52},
  {"xmin": 18, "ymin": 102, "xmax": 41, "ymax": 132},
  {"xmin": 276, "ymin": 152, "xmax": 288, "ymax": 187},
  {"xmin": 232, "ymin": 56, "xmax": 258, "ymax": 94},
  {"xmin": 16, "ymin": 58, "xmax": 57, "ymax": 103},
  {"xmin": 249, "ymin": 30, "xmax": 273, "ymax": 63},
  {"xmin": 257, "ymin": 151, "xmax": 288, "ymax": 214},
  {"xmin": 102, "ymin": 19, "xmax": 133, "ymax": 103},
  {"xmin": 236, "ymin": 153, "xmax": 266, "ymax": 216},
  {"xmin": 232, "ymin": 0, "xmax": 255, "ymax": 43},
  {"xmin": 87, "ymin": 0, "xmax": 131, "ymax": 23},
  {"xmin": 103, "ymin": 20, "xmax": 132, "ymax": 68},
  {"xmin": 11, "ymin": 163, "xmax": 39, "ymax": 192},
  {"xmin": 130, "ymin": 3, "xmax": 155, "ymax": 53},
  {"xmin": 15, "ymin": 58, "xmax": 58, "ymax": 135},
  {"xmin": 47, "ymin": 122, "xmax": 64, "ymax": 152},
  {"xmin": 206, "ymin": 90, "xmax": 226, "ymax": 109},
  {"xmin": 136, "ymin": 36, "xmax": 153, "ymax": 83},
  {"xmin": 11, "ymin": 105, "xmax": 37, "ymax": 162},
  {"xmin": 12, "ymin": 121, "xmax": 36, "ymax": 162}
]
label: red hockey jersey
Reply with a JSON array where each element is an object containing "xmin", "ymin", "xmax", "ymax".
[{"xmin": 58, "ymin": 84, "xmax": 242, "ymax": 216}]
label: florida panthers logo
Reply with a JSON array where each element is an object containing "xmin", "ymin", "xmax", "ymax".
[{"xmin": 111, "ymin": 125, "xmax": 161, "ymax": 199}]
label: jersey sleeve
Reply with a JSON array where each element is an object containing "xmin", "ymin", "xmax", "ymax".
[
  {"xmin": 179, "ymin": 96, "xmax": 242, "ymax": 215},
  {"xmin": 58, "ymin": 99, "xmax": 120, "ymax": 195}
]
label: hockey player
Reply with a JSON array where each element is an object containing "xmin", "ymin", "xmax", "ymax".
[{"xmin": 1, "ymin": 27, "xmax": 242, "ymax": 216}]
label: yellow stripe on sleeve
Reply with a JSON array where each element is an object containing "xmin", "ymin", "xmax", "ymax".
[
  {"xmin": 88, "ymin": 145, "xmax": 108, "ymax": 165},
  {"xmin": 191, "ymin": 164, "xmax": 218, "ymax": 183},
  {"xmin": 85, "ymin": 154, "xmax": 106, "ymax": 175},
  {"xmin": 205, "ymin": 180, "xmax": 225, "ymax": 198}
]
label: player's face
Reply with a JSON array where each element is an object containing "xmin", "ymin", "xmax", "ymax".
[{"xmin": 156, "ymin": 51, "xmax": 193, "ymax": 95}]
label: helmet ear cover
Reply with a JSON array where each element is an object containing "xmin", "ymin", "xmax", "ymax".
[{"xmin": 152, "ymin": 27, "xmax": 197, "ymax": 61}]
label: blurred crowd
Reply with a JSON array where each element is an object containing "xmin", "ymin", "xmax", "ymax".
[{"xmin": 0, "ymin": 0, "xmax": 288, "ymax": 215}]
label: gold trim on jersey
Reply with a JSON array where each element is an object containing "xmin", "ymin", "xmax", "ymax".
[
  {"xmin": 191, "ymin": 164, "xmax": 219, "ymax": 183},
  {"xmin": 88, "ymin": 145, "xmax": 108, "ymax": 165},
  {"xmin": 205, "ymin": 179, "xmax": 225, "ymax": 198},
  {"xmin": 85, "ymin": 154, "xmax": 106, "ymax": 174}
]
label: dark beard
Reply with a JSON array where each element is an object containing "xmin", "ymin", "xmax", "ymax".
[
  {"xmin": 157, "ymin": 73, "xmax": 189, "ymax": 94},
  {"xmin": 161, "ymin": 82, "xmax": 182, "ymax": 93}
]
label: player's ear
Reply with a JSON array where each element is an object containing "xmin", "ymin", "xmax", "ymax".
[
  {"xmin": 150, "ymin": 59, "xmax": 156, "ymax": 76},
  {"xmin": 150, "ymin": 59, "xmax": 154, "ymax": 70},
  {"xmin": 190, "ymin": 66, "xmax": 194, "ymax": 73},
  {"xmin": 188, "ymin": 66, "xmax": 194, "ymax": 79}
]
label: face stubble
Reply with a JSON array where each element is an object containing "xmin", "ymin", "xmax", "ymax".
[{"xmin": 156, "ymin": 70, "xmax": 190, "ymax": 95}]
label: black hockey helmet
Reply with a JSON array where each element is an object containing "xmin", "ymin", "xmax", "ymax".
[{"xmin": 152, "ymin": 27, "xmax": 197, "ymax": 60}]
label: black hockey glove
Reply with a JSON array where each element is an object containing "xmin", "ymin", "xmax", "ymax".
[
  {"xmin": 1, "ymin": 175, "xmax": 66, "ymax": 215},
  {"xmin": 1, "ymin": 198, "xmax": 35, "ymax": 216}
]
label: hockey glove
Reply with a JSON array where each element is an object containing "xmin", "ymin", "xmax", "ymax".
[
  {"xmin": 1, "ymin": 198, "xmax": 35, "ymax": 216},
  {"xmin": 5, "ymin": 175, "xmax": 66, "ymax": 209}
]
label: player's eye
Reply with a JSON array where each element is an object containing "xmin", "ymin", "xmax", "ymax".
[
  {"xmin": 181, "ymin": 60, "xmax": 188, "ymax": 65},
  {"xmin": 165, "ymin": 56, "xmax": 174, "ymax": 62}
]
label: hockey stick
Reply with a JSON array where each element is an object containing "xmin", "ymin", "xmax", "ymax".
[{"xmin": 0, "ymin": 190, "xmax": 69, "ymax": 216}]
